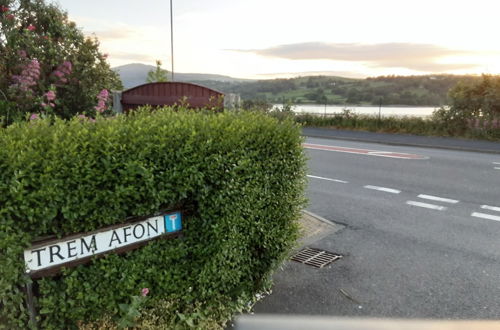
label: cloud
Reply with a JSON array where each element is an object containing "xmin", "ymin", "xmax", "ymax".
[
  {"xmin": 232, "ymin": 42, "xmax": 480, "ymax": 72},
  {"xmin": 107, "ymin": 52, "xmax": 155, "ymax": 63},
  {"xmin": 90, "ymin": 28, "xmax": 137, "ymax": 40},
  {"xmin": 257, "ymin": 70, "xmax": 367, "ymax": 79}
]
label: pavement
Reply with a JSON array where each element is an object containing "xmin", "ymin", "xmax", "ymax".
[
  {"xmin": 302, "ymin": 127, "xmax": 500, "ymax": 154},
  {"xmin": 248, "ymin": 131, "xmax": 500, "ymax": 321}
]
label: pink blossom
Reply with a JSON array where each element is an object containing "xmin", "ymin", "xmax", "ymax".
[
  {"xmin": 1, "ymin": 6, "xmax": 9, "ymax": 13},
  {"xmin": 6, "ymin": 14, "xmax": 14, "ymax": 20},
  {"xmin": 141, "ymin": 288, "xmax": 149, "ymax": 297},
  {"xmin": 62, "ymin": 61, "xmax": 72, "ymax": 71},
  {"xmin": 26, "ymin": 25, "xmax": 36, "ymax": 31},
  {"xmin": 41, "ymin": 102, "xmax": 47, "ymax": 107},
  {"xmin": 78, "ymin": 114, "xmax": 87, "ymax": 120},
  {"xmin": 11, "ymin": 59, "xmax": 40, "ymax": 93},
  {"xmin": 98, "ymin": 89, "xmax": 109, "ymax": 99},
  {"xmin": 45, "ymin": 90, "xmax": 56, "ymax": 101},
  {"xmin": 52, "ymin": 61, "xmax": 72, "ymax": 84},
  {"xmin": 95, "ymin": 100, "xmax": 106, "ymax": 112},
  {"xmin": 29, "ymin": 113, "xmax": 39, "ymax": 121}
]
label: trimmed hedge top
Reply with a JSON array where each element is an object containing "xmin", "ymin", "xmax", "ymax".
[{"xmin": 0, "ymin": 109, "xmax": 306, "ymax": 329}]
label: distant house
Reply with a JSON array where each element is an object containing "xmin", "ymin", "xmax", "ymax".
[{"xmin": 116, "ymin": 82, "xmax": 224, "ymax": 112}]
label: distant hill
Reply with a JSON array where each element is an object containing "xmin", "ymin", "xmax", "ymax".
[
  {"xmin": 207, "ymin": 74, "xmax": 481, "ymax": 106},
  {"xmin": 113, "ymin": 63, "xmax": 481, "ymax": 106},
  {"xmin": 113, "ymin": 63, "xmax": 250, "ymax": 89}
]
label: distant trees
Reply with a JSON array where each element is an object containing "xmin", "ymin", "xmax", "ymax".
[
  {"xmin": 435, "ymin": 75, "xmax": 500, "ymax": 131},
  {"xmin": 146, "ymin": 60, "xmax": 168, "ymax": 83}
]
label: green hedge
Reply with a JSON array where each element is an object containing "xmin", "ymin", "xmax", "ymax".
[
  {"xmin": 294, "ymin": 112, "xmax": 500, "ymax": 141},
  {"xmin": 0, "ymin": 109, "xmax": 306, "ymax": 329}
]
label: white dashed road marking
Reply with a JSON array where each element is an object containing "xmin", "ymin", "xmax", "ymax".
[
  {"xmin": 363, "ymin": 185, "xmax": 401, "ymax": 194},
  {"xmin": 303, "ymin": 143, "xmax": 428, "ymax": 159},
  {"xmin": 307, "ymin": 175, "xmax": 348, "ymax": 184},
  {"xmin": 406, "ymin": 201, "xmax": 447, "ymax": 211},
  {"xmin": 417, "ymin": 194, "xmax": 459, "ymax": 204},
  {"xmin": 481, "ymin": 205, "xmax": 500, "ymax": 212},
  {"xmin": 494, "ymin": 167, "xmax": 500, "ymax": 170},
  {"xmin": 471, "ymin": 212, "xmax": 500, "ymax": 222}
]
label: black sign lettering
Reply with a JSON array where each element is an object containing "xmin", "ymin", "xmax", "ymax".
[
  {"xmin": 122, "ymin": 226, "xmax": 132, "ymax": 243},
  {"xmin": 49, "ymin": 245, "xmax": 64, "ymax": 263},
  {"xmin": 81, "ymin": 235, "xmax": 97, "ymax": 254},
  {"xmin": 147, "ymin": 218, "xmax": 159, "ymax": 237},
  {"xmin": 133, "ymin": 223, "xmax": 145, "ymax": 239},
  {"xmin": 31, "ymin": 247, "xmax": 46, "ymax": 267},
  {"xmin": 67, "ymin": 240, "xmax": 77, "ymax": 258},
  {"xmin": 109, "ymin": 230, "xmax": 122, "ymax": 247}
]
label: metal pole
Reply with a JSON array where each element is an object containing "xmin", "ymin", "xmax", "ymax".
[
  {"xmin": 378, "ymin": 97, "xmax": 382, "ymax": 128},
  {"xmin": 170, "ymin": 0, "xmax": 174, "ymax": 81},
  {"xmin": 26, "ymin": 282, "xmax": 38, "ymax": 328}
]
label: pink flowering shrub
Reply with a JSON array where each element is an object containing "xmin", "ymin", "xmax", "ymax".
[
  {"xmin": 95, "ymin": 89, "xmax": 110, "ymax": 112},
  {"xmin": 10, "ymin": 59, "xmax": 41, "ymax": 94},
  {"xmin": 0, "ymin": 0, "xmax": 122, "ymax": 125}
]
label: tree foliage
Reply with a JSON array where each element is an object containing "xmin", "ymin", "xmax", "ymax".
[
  {"xmin": 0, "ymin": 0, "xmax": 122, "ymax": 124},
  {"xmin": 194, "ymin": 74, "xmax": 482, "ymax": 106},
  {"xmin": 146, "ymin": 60, "xmax": 168, "ymax": 83}
]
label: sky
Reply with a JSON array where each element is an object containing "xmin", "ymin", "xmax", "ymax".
[{"xmin": 50, "ymin": 0, "xmax": 500, "ymax": 79}]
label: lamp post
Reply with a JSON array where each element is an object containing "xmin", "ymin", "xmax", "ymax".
[{"xmin": 170, "ymin": 0, "xmax": 174, "ymax": 81}]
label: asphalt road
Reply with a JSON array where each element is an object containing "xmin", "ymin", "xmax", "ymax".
[{"xmin": 253, "ymin": 136, "xmax": 500, "ymax": 319}]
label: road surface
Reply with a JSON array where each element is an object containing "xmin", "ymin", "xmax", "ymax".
[{"xmin": 254, "ymin": 136, "xmax": 500, "ymax": 319}]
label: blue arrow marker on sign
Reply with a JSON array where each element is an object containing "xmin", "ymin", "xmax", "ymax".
[{"xmin": 164, "ymin": 212, "xmax": 182, "ymax": 233}]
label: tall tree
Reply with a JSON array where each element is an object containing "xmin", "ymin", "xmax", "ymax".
[{"xmin": 146, "ymin": 60, "xmax": 168, "ymax": 83}]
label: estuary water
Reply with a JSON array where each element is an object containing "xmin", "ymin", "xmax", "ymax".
[{"xmin": 275, "ymin": 104, "xmax": 441, "ymax": 118}]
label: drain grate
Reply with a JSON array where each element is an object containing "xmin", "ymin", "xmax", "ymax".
[{"xmin": 291, "ymin": 247, "xmax": 342, "ymax": 268}]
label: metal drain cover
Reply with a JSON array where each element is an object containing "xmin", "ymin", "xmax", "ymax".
[{"xmin": 291, "ymin": 247, "xmax": 342, "ymax": 268}]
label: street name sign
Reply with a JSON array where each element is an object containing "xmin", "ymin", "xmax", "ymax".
[{"xmin": 24, "ymin": 211, "xmax": 182, "ymax": 278}]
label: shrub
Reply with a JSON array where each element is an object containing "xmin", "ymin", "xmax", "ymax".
[
  {"xmin": 0, "ymin": 0, "xmax": 122, "ymax": 124},
  {"xmin": 0, "ymin": 108, "xmax": 306, "ymax": 329}
]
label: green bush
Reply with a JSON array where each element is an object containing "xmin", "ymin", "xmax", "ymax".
[
  {"xmin": 296, "ymin": 110, "xmax": 500, "ymax": 141},
  {"xmin": 0, "ymin": 108, "xmax": 306, "ymax": 329}
]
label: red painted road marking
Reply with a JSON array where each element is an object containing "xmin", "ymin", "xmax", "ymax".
[{"xmin": 303, "ymin": 143, "xmax": 428, "ymax": 160}]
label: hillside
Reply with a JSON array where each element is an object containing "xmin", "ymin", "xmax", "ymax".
[
  {"xmin": 206, "ymin": 75, "xmax": 481, "ymax": 106},
  {"xmin": 113, "ymin": 64, "xmax": 481, "ymax": 106},
  {"xmin": 113, "ymin": 63, "xmax": 250, "ymax": 89}
]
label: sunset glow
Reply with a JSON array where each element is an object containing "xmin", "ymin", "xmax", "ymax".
[{"xmin": 51, "ymin": 0, "xmax": 500, "ymax": 78}]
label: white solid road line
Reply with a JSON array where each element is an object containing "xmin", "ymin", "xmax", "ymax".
[
  {"xmin": 307, "ymin": 175, "xmax": 348, "ymax": 184},
  {"xmin": 481, "ymin": 205, "xmax": 500, "ymax": 212},
  {"xmin": 417, "ymin": 194, "xmax": 459, "ymax": 204},
  {"xmin": 363, "ymin": 185, "xmax": 401, "ymax": 194},
  {"xmin": 406, "ymin": 201, "xmax": 447, "ymax": 211},
  {"xmin": 471, "ymin": 212, "xmax": 500, "ymax": 222}
]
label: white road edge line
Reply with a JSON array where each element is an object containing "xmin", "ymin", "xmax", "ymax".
[
  {"xmin": 307, "ymin": 175, "xmax": 348, "ymax": 184},
  {"xmin": 364, "ymin": 185, "xmax": 401, "ymax": 194},
  {"xmin": 481, "ymin": 205, "xmax": 500, "ymax": 212},
  {"xmin": 471, "ymin": 212, "xmax": 500, "ymax": 222},
  {"xmin": 417, "ymin": 194, "xmax": 459, "ymax": 204},
  {"xmin": 494, "ymin": 167, "xmax": 500, "ymax": 170},
  {"xmin": 406, "ymin": 201, "xmax": 447, "ymax": 211},
  {"xmin": 492, "ymin": 162, "xmax": 500, "ymax": 165}
]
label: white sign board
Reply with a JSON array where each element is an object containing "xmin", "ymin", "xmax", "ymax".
[{"xmin": 24, "ymin": 211, "xmax": 182, "ymax": 275}]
